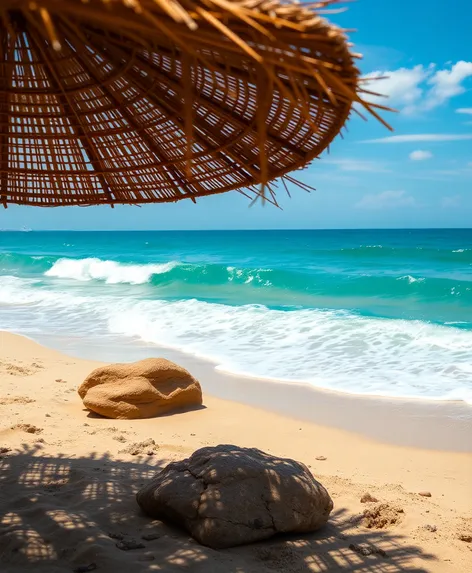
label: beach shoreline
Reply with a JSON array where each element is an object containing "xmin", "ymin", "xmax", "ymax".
[
  {"xmin": 6, "ymin": 329, "xmax": 472, "ymax": 453},
  {"xmin": 1, "ymin": 331, "xmax": 472, "ymax": 572}
]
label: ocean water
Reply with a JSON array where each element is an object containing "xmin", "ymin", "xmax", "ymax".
[{"xmin": 1, "ymin": 229, "xmax": 471, "ymax": 403}]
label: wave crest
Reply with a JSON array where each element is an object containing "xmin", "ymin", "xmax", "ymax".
[
  {"xmin": 396, "ymin": 275, "xmax": 426, "ymax": 284},
  {"xmin": 0, "ymin": 276, "xmax": 471, "ymax": 403},
  {"xmin": 45, "ymin": 258, "xmax": 179, "ymax": 284}
]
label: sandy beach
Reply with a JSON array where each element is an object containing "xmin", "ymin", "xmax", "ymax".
[{"xmin": 1, "ymin": 331, "xmax": 471, "ymax": 572}]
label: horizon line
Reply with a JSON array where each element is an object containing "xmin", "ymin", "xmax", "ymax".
[{"xmin": 1, "ymin": 227, "xmax": 471, "ymax": 232}]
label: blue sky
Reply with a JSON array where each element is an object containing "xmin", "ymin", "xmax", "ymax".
[{"xmin": 1, "ymin": 0, "xmax": 471, "ymax": 230}]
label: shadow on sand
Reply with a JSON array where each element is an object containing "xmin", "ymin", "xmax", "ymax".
[
  {"xmin": 0, "ymin": 445, "xmax": 436, "ymax": 572},
  {"xmin": 84, "ymin": 403, "xmax": 207, "ymax": 420}
]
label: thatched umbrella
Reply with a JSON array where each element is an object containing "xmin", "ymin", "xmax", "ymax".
[{"xmin": 0, "ymin": 0, "xmax": 390, "ymax": 207}]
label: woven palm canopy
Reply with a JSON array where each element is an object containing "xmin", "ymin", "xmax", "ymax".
[{"xmin": 0, "ymin": 0, "xmax": 390, "ymax": 207}]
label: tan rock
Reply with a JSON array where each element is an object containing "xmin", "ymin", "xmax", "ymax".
[
  {"xmin": 78, "ymin": 358, "xmax": 202, "ymax": 419},
  {"xmin": 136, "ymin": 444, "xmax": 333, "ymax": 549}
]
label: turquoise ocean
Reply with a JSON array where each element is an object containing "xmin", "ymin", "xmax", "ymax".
[{"xmin": 0, "ymin": 229, "xmax": 471, "ymax": 403}]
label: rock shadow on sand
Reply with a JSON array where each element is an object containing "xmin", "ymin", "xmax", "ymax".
[
  {"xmin": 0, "ymin": 445, "xmax": 436, "ymax": 572},
  {"xmin": 83, "ymin": 403, "xmax": 207, "ymax": 420}
]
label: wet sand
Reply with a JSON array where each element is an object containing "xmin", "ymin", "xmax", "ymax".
[{"xmin": 37, "ymin": 331, "xmax": 472, "ymax": 452}]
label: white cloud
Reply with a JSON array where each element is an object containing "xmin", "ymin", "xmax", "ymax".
[
  {"xmin": 441, "ymin": 195, "xmax": 461, "ymax": 208},
  {"xmin": 409, "ymin": 150, "xmax": 433, "ymax": 161},
  {"xmin": 363, "ymin": 61, "xmax": 472, "ymax": 114},
  {"xmin": 363, "ymin": 65, "xmax": 429, "ymax": 110},
  {"xmin": 356, "ymin": 190, "xmax": 416, "ymax": 210},
  {"xmin": 322, "ymin": 158, "xmax": 389, "ymax": 172},
  {"xmin": 425, "ymin": 62, "xmax": 472, "ymax": 110},
  {"xmin": 456, "ymin": 108, "xmax": 472, "ymax": 115},
  {"xmin": 363, "ymin": 134, "xmax": 472, "ymax": 143}
]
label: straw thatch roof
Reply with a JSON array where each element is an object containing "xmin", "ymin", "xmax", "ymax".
[{"xmin": 0, "ymin": 1, "xmax": 391, "ymax": 207}]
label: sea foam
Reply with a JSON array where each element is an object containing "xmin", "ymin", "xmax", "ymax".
[
  {"xmin": 1, "ymin": 276, "xmax": 472, "ymax": 404},
  {"xmin": 45, "ymin": 258, "xmax": 178, "ymax": 284}
]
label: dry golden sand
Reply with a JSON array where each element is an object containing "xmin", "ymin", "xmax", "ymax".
[{"xmin": 0, "ymin": 331, "xmax": 471, "ymax": 572}]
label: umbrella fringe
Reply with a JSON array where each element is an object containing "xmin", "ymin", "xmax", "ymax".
[{"xmin": 256, "ymin": 67, "xmax": 272, "ymax": 204}]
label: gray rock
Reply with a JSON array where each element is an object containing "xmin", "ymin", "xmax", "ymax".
[{"xmin": 136, "ymin": 444, "xmax": 333, "ymax": 549}]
